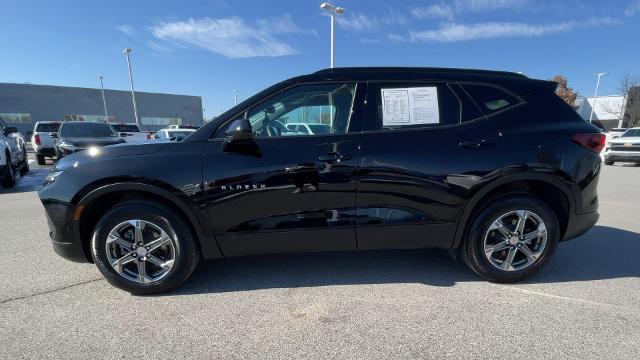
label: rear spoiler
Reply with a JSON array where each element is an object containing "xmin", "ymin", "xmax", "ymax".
[{"xmin": 510, "ymin": 79, "xmax": 558, "ymax": 98}]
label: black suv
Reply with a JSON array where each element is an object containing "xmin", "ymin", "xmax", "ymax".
[{"xmin": 39, "ymin": 68, "xmax": 603, "ymax": 294}]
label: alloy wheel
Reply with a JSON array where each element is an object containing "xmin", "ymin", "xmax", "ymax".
[
  {"xmin": 483, "ymin": 210, "xmax": 547, "ymax": 271},
  {"xmin": 105, "ymin": 220, "xmax": 176, "ymax": 283}
]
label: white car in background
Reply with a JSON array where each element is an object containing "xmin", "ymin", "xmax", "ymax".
[
  {"xmin": 111, "ymin": 123, "xmax": 151, "ymax": 144},
  {"xmin": 604, "ymin": 127, "xmax": 640, "ymax": 165},
  {"xmin": 151, "ymin": 128, "xmax": 196, "ymax": 142},
  {"xmin": 1, "ymin": 116, "xmax": 29, "ymax": 187},
  {"xmin": 32, "ymin": 121, "xmax": 62, "ymax": 165},
  {"xmin": 608, "ymin": 128, "xmax": 627, "ymax": 139},
  {"xmin": 285, "ymin": 123, "xmax": 331, "ymax": 135}
]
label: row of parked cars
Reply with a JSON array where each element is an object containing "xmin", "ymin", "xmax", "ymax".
[{"xmin": 31, "ymin": 121, "xmax": 198, "ymax": 165}]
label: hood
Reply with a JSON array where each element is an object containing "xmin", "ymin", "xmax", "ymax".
[
  {"xmin": 609, "ymin": 136, "xmax": 640, "ymax": 144},
  {"xmin": 60, "ymin": 137, "xmax": 126, "ymax": 147},
  {"xmin": 52, "ymin": 142, "xmax": 170, "ymax": 171}
]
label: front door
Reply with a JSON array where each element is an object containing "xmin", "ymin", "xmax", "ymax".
[{"xmin": 203, "ymin": 82, "xmax": 365, "ymax": 257}]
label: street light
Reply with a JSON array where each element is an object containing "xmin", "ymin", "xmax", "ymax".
[
  {"xmin": 233, "ymin": 89, "xmax": 239, "ymax": 105},
  {"xmin": 320, "ymin": 2, "xmax": 345, "ymax": 68},
  {"xmin": 123, "ymin": 48, "xmax": 141, "ymax": 128},
  {"xmin": 588, "ymin": 72, "xmax": 609, "ymax": 124},
  {"xmin": 98, "ymin": 76, "xmax": 109, "ymax": 123}
]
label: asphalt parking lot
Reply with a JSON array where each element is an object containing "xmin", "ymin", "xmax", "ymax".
[{"xmin": 1, "ymin": 154, "xmax": 639, "ymax": 359}]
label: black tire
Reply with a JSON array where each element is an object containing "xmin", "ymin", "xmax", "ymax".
[
  {"xmin": 37, "ymin": 154, "xmax": 46, "ymax": 165},
  {"xmin": 2, "ymin": 153, "xmax": 16, "ymax": 188},
  {"xmin": 461, "ymin": 195, "xmax": 559, "ymax": 283},
  {"xmin": 19, "ymin": 147, "xmax": 29, "ymax": 176},
  {"xmin": 91, "ymin": 201, "xmax": 200, "ymax": 294},
  {"xmin": 604, "ymin": 160, "xmax": 614, "ymax": 166}
]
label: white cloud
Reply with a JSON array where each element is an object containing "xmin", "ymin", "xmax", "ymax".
[
  {"xmin": 150, "ymin": 16, "xmax": 310, "ymax": 58},
  {"xmin": 400, "ymin": 18, "xmax": 618, "ymax": 42},
  {"xmin": 411, "ymin": 4, "xmax": 454, "ymax": 20},
  {"xmin": 455, "ymin": 0, "xmax": 530, "ymax": 12},
  {"xmin": 116, "ymin": 25, "xmax": 134, "ymax": 35},
  {"xmin": 335, "ymin": 13, "xmax": 377, "ymax": 32},
  {"xmin": 625, "ymin": 0, "xmax": 640, "ymax": 16}
]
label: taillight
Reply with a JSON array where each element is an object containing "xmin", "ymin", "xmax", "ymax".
[
  {"xmin": 34, "ymin": 134, "xmax": 41, "ymax": 145},
  {"xmin": 571, "ymin": 133, "xmax": 606, "ymax": 154},
  {"xmin": 146, "ymin": 133, "xmax": 153, "ymax": 140}
]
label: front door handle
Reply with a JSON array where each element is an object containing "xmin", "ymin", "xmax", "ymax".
[
  {"xmin": 318, "ymin": 152, "xmax": 352, "ymax": 163},
  {"xmin": 459, "ymin": 138, "xmax": 495, "ymax": 149}
]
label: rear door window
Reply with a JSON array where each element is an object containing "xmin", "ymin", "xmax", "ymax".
[
  {"xmin": 365, "ymin": 83, "xmax": 461, "ymax": 131},
  {"xmin": 36, "ymin": 123, "xmax": 61, "ymax": 132},
  {"xmin": 461, "ymin": 84, "xmax": 521, "ymax": 115}
]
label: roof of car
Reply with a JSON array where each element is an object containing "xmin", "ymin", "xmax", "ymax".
[{"xmin": 312, "ymin": 67, "xmax": 527, "ymax": 79}]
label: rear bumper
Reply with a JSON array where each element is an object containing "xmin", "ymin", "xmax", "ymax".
[
  {"xmin": 37, "ymin": 148, "xmax": 57, "ymax": 157},
  {"xmin": 562, "ymin": 211, "xmax": 599, "ymax": 242},
  {"xmin": 41, "ymin": 199, "xmax": 89, "ymax": 263}
]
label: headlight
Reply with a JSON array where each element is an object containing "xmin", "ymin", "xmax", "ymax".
[{"xmin": 59, "ymin": 142, "xmax": 76, "ymax": 150}]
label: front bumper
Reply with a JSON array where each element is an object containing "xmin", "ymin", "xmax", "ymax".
[
  {"xmin": 604, "ymin": 151, "xmax": 640, "ymax": 163},
  {"xmin": 41, "ymin": 199, "xmax": 89, "ymax": 262}
]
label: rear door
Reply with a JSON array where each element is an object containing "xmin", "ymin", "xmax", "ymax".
[
  {"xmin": 202, "ymin": 82, "xmax": 365, "ymax": 257},
  {"xmin": 355, "ymin": 81, "xmax": 503, "ymax": 250}
]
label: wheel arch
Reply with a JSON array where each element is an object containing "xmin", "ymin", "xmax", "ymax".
[
  {"xmin": 451, "ymin": 173, "xmax": 576, "ymax": 252},
  {"xmin": 73, "ymin": 182, "xmax": 223, "ymax": 262}
]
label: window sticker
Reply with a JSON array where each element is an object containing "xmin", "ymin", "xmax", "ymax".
[{"xmin": 381, "ymin": 87, "xmax": 440, "ymax": 126}]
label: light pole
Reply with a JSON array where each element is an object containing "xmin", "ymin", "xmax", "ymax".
[
  {"xmin": 233, "ymin": 89, "xmax": 239, "ymax": 105},
  {"xmin": 123, "ymin": 48, "xmax": 141, "ymax": 127},
  {"xmin": 588, "ymin": 72, "xmax": 609, "ymax": 123},
  {"xmin": 98, "ymin": 76, "xmax": 109, "ymax": 122},
  {"xmin": 320, "ymin": 2, "xmax": 345, "ymax": 68}
]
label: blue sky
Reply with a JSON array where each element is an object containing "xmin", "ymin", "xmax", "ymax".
[{"xmin": 1, "ymin": 0, "xmax": 639, "ymax": 119}]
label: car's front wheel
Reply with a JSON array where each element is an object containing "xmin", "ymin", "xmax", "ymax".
[
  {"xmin": 604, "ymin": 160, "xmax": 614, "ymax": 165},
  {"xmin": 2, "ymin": 153, "xmax": 16, "ymax": 188},
  {"xmin": 462, "ymin": 195, "xmax": 559, "ymax": 283},
  {"xmin": 91, "ymin": 201, "xmax": 200, "ymax": 294}
]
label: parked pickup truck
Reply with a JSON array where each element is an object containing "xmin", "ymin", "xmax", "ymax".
[
  {"xmin": 111, "ymin": 123, "xmax": 150, "ymax": 144},
  {"xmin": 32, "ymin": 121, "xmax": 62, "ymax": 165},
  {"xmin": 1, "ymin": 115, "xmax": 29, "ymax": 187}
]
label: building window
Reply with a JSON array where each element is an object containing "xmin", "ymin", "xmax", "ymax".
[
  {"xmin": 0, "ymin": 113, "xmax": 32, "ymax": 123},
  {"xmin": 141, "ymin": 117, "xmax": 182, "ymax": 126},
  {"xmin": 64, "ymin": 114, "xmax": 115, "ymax": 122}
]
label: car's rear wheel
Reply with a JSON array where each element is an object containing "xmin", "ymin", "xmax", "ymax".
[
  {"xmin": 2, "ymin": 153, "xmax": 16, "ymax": 188},
  {"xmin": 604, "ymin": 160, "xmax": 614, "ymax": 165},
  {"xmin": 462, "ymin": 195, "xmax": 559, "ymax": 283},
  {"xmin": 19, "ymin": 147, "xmax": 29, "ymax": 176},
  {"xmin": 91, "ymin": 201, "xmax": 200, "ymax": 294}
]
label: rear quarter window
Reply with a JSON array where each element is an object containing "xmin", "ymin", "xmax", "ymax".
[{"xmin": 461, "ymin": 84, "xmax": 521, "ymax": 116}]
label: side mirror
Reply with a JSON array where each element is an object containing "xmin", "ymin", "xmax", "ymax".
[
  {"xmin": 4, "ymin": 126, "xmax": 18, "ymax": 136},
  {"xmin": 225, "ymin": 113, "xmax": 253, "ymax": 143},
  {"xmin": 49, "ymin": 132, "xmax": 59, "ymax": 139}
]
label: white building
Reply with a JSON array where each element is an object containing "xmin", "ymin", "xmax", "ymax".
[{"xmin": 575, "ymin": 95, "xmax": 626, "ymax": 130}]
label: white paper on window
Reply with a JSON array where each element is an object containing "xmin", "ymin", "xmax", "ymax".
[{"xmin": 381, "ymin": 87, "xmax": 439, "ymax": 126}]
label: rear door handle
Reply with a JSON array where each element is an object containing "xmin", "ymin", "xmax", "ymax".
[{"xmin": 459, "ymin": 138, "xmax": 495, "ymax": 149}]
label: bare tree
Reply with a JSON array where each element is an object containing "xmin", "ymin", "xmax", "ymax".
[
  {"xmin": 551, "ymin": 75, "xmax": 577, "ymax": 108},
  {"xmin": 601, "ymin": 73, "xmax": 640, "ymax": 128}
]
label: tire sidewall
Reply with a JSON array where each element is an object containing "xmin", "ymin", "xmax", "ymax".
[
  {"xmin": 464, "ymin": 195, "xmax": 559, "ymax": 282},
  {"xmin": 91, "ymin": 201, "xmax": 199, "ymax": 294}
]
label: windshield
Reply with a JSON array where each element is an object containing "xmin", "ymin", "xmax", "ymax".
[
  {"xmin": 111, "ymin": 124, "xmax": 140, "ymax": 132},
  {"xmin": 60, "ymin": 123, "xmax": 118, "ymax": 137},
  {"xmin": 167, "ymin": 130, "xmax": 195, "ymax": 138},
  {"xmin": 622, "ymin": 129, "xmax": 640, "ymax": 137},
  {"xmin": 36, "ymin": 123, "xmax": 61, "ymax": 132}
]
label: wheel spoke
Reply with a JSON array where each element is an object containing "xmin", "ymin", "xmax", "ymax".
[
  {"xmin": 147, "ymin": 255, "xmax": 174, "ymax": 270},
  {"xmin": 485, "ymin": 241, "xmax": 509, "ymax": 254},
  {"xmin": 515, "ymin": 210, "xmax": 529, "ymax": 235},
  {"xmin": 147, "ymin": 231, "xmax": 171, "ymax": 252},
  {"xmin": 519, "ymin": 244, "xmax": 538, "ymax": 261},
  {"xmin": 128, "ymin": 220, "xmax": 145, "ymax": 245},
  {"xmin": 107, "ymin": 234, "xmax": 133, "ymax": 251},
  {"xmin": 137, "ymin": 258, "xmax": 148, "ymax": 283},
  {"xmin": 499, "ymin": 247, "xmax": 517, "ymax": 271},
  {"xmin": 111, "ymin": 253, "xmax": 135, "ymax": 274},
  {"xmin": 491, "ymin": 219, "xmax": 513, "ymax": 239}
]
